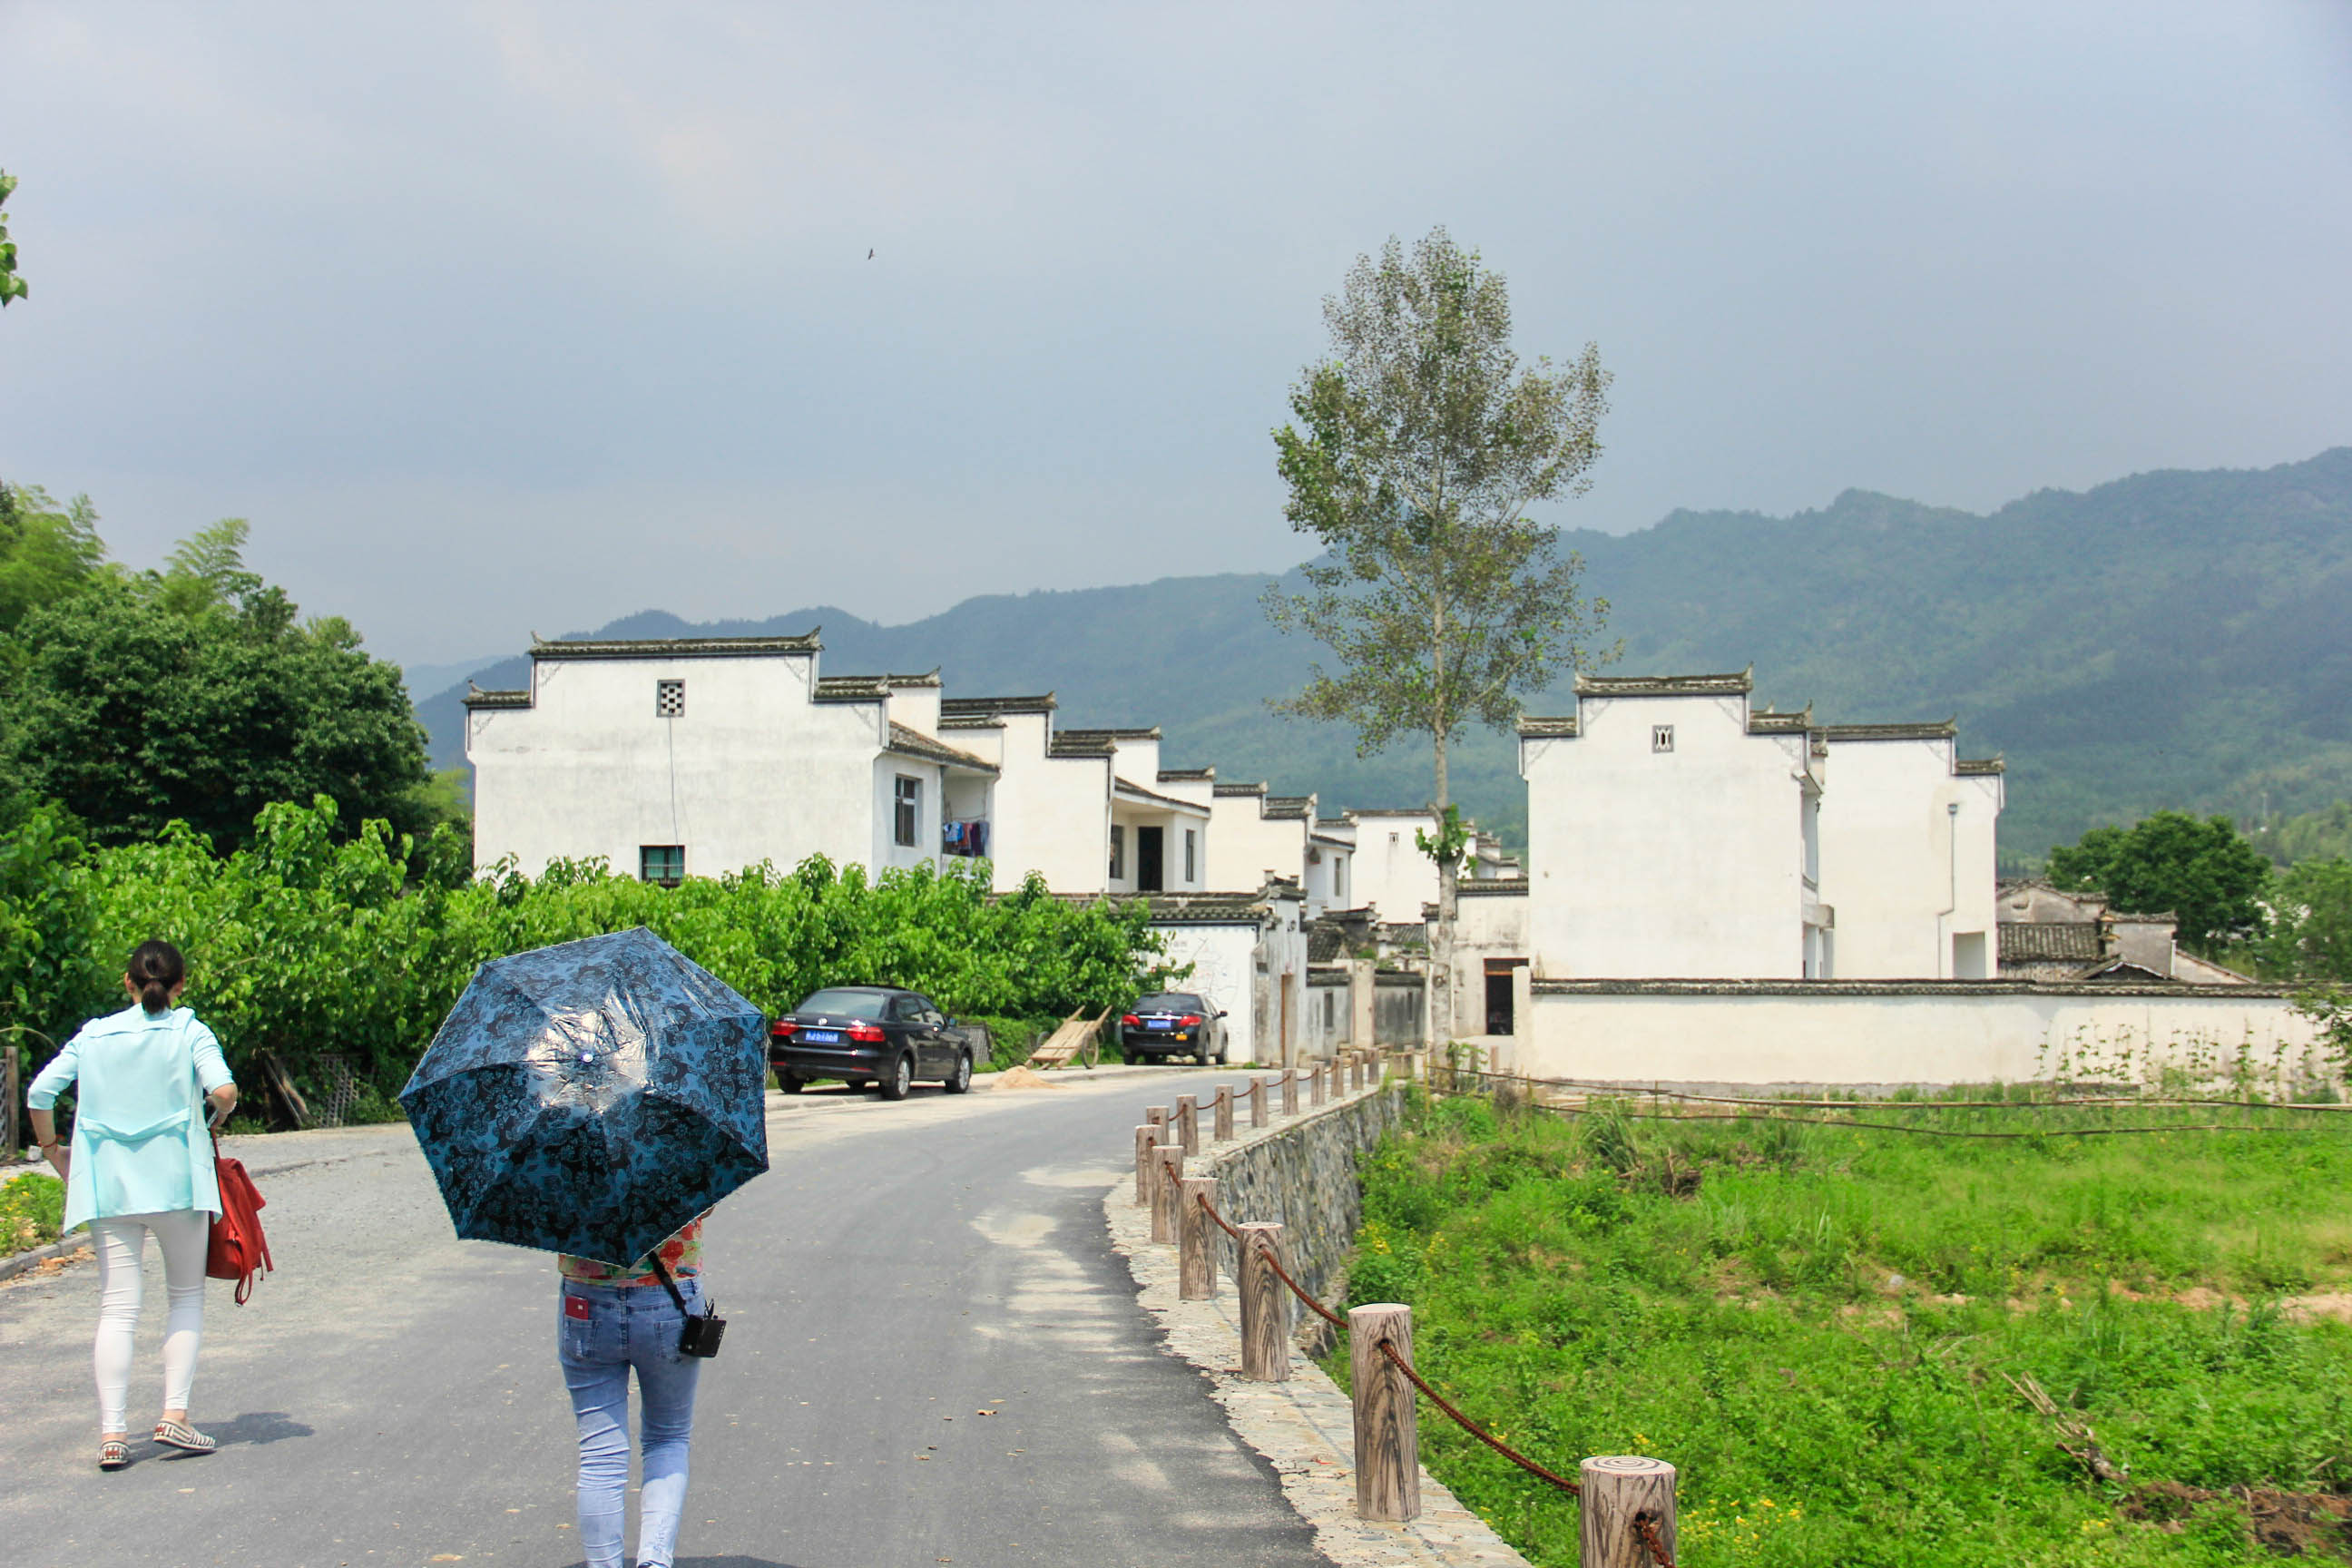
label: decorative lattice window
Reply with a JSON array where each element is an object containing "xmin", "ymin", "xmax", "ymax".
[
  {"xmin": 656, "ymin": 680, "xmax": 685, "ymax": 718},
  {"xmin": 1652, "ymin": 724, "xmax": 1675, "ymax": 753},
  {"xmin": 641, "ymin": 845, "xmax": 685, "ymax": 887}
]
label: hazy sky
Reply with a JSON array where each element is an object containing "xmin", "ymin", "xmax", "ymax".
[{"xmin": 4, "ymin": 2, "xmax": 2349, "ymax": 668}]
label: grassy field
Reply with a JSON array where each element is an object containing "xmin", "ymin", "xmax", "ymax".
[{"xmin": 1334, "ymin": 1092, "xmax": 2352, "ymax": 1566}]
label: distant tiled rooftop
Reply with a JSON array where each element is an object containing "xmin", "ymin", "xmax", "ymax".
[
  {"xmin": 1458, "ymin": 878, "xmax": 1530, "ymax": 897},
  {"xmin": 1819, "ymin": 720, "xmax": 1956, "ymax": 741},
  {"xmin": 1746, "ymin": 710, "xmax": 1813, "ymax": 735},
  {"xmin": 1156, "ymin": 767, "xmax": 1215, "ymax": 782},
  {"xmin": 1213, "ymin": 781, "xmax": 1269, "ymax": 799},
  {"xmin": 1046, "ymin": 733, "xmax": 1116, "ymax": 759},
  {"xmin": 532, "ymin": 632, "xmax": 821, "ymax": 660},
  {"xmin": 940, "ymin": 694, "xmax": 1057, "ymax": 719},
  {"xmin": 1574, "ymin": 669, "xmax": 1753, "ymax": 698},
  {"xmin": 813, "ymin": 675, "xmax": 890, "ymax": 702},
  {"xmin": 1262, "ymin": 796, "xmax": 1314, "ymax": 821},
  {"xmin": 1998, "ymin": 922, "xmax": 2105, "ymax": 963},
  {"xmin": 1956, "ymin": 757, "xmax": 2007, "ymax": 776},
  {"xmin": 463, "ymin": 687, "xmax": 532, "ymax": 710},
  {"xmin": 1515, "ymin": 715, "xmax": 1580, "ymax": 738},
  {"xmin": 1057, "ymin": 726, "xmax": 1161, "ymax": 743},
  {"xmin": 885, "ymin": 722, "xmax": 998, "ymax": 774}
]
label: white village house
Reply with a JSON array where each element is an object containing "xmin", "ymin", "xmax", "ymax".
[
  {"xmin": 1439, "ymin": 667, "xmax": 2316, "ymax": 1083},
  {"xmin": 466, "ymin": 636, "xmax": 2307, "ymax": 1086}
]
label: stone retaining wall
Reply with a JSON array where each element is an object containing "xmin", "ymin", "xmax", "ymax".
[{"xmin": 1200, "ymin": 1081, "xmax": 1407, "ymax": 1307}]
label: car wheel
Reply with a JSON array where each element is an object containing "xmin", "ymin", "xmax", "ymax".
[
  {"xmin": 777, "ymin": 1069, "xmax": 805, "ymax": 1093},
  {"xmin": 944, "ymin": 1053, "xmax": 973, "ymax": 1094},
  {"xmin": 877, "ymin": 1054, "xmax": 914, "ymax": 1101}
]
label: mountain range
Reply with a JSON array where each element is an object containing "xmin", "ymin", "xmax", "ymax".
[{"xmin": 415, "ymin": 448, "xmax": 2352, "ymax": 868}]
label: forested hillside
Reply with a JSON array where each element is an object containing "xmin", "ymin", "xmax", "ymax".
[{"xmin": 419, "ymin": 448, "xmax": 2352, "ymax": 867}]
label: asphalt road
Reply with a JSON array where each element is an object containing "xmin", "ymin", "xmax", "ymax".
[{"xmin": 0, "ymin": 1067, "xmax": 1327, "ymax": 1568}]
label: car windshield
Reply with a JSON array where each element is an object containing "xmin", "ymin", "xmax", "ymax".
[
  {"xmin": 796, "ymin": 988, "xmax": 892, "ymax": 1019},
  {"xmin": 1134, "ymin": 994, "xmax": 1202, "ymax": 1013}
]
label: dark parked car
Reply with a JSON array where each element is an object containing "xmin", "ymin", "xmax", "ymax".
[
  {"xmin": 1117, "ymin": 991, "xmax": 1227, "ymax": 1064},
  {"xmin": 769, "ymin": 985, "xmax": 979, "ymax": 1100}
]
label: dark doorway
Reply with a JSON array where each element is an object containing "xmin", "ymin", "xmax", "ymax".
[
  {"xmin": 1484, "ymin": 958, "xmax": 1524, "ymax": 1036},
  {"xmin": 1137, "ymin": 826, "xmax": 1164, "ymax": 892}
]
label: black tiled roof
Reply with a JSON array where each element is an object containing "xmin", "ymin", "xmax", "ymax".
[
  {"xmin": 463, "ymin": 687, "xmax": 532, "ymax": 710},
  {"xmin": 1956, "ymin": 757, "xmax": 2007, "ymax": 776},
  {"xmin": 941, "ymin": 694, "xmax": 1056, "ymax": 718},
  {"xmin": 532, "ymin": 632, "xmax": 820, "ymax": 660},
  {"xmin": 885, "ymin": 723, "xmax": 998, "ymax": 773},
  {"xmin": 1997, "ymin": 922, "xmax": 2105, "ymax": 962},
  {"xmin": 1819, "ymin": 720, "xmax": 1955, "ymax": 741},
  {"xmin": 1515, "ymin": 715, "xmax": 1579, "ymax": 738},
  {"xmin": 1575, "ymin": 670, "xmax": 1752, "ymax": 698}
]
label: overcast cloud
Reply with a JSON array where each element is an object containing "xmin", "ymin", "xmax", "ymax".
[{"xmin": 3, "ymin": 1, "xmax": 2348, "ymax": 668}]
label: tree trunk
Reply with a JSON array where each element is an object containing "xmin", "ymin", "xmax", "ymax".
[{"xmin": 1430, "ymin": 730, "xmax": 1456, "ymax": 1047}]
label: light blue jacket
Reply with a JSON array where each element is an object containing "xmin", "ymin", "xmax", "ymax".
[{"xmin": 27, "ymin": 1005, "xmax": 235, "ymax": 1233}]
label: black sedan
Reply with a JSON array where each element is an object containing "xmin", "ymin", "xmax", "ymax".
[
  {"xmin": 769, "ymin": 985, "xmax": 979, "ymax": 1100},
  {"xmin": 1117, "ymin": 991, "xmax": 1227, "ymax": 1063}
]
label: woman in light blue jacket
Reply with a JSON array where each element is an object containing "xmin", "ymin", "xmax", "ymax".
[{"xmin": 27, "ymin": 940, "xmax": 240, "ymax": 1471}]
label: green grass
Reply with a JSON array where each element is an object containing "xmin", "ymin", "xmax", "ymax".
[
  {"xmin": 1334, "ymin": 1093, "xmax": 2352, "ymax": 1566},
  {"xmin": 1, "ymin": 1172, "xmax": 66, "ymax": 1254}
]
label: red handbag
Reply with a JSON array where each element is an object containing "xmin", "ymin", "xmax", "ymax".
[{"xmin": 206, "ymin": 1134, "xmax": 273, "ymax": 1304}]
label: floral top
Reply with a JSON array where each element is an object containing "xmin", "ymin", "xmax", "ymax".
[{"xmin": 558, "ymin": 1217, "xmax": 702, "ymax": 1287}]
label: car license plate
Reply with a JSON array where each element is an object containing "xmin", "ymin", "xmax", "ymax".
[
  {"xmin": 803, "ymin": 1029, "xmax": 841, "ymax": 1044},
  {"xmin": 1147, "ymin": 1019, "xmax": 1171, "ymax": 1030}
]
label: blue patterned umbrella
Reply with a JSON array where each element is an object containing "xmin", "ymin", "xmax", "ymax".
[{"xmin": 401, "ymin": 926, "xmax": 770, "ymax": 1267}]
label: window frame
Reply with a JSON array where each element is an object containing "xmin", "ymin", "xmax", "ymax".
[
  {"xmin": 1651, "ymin": 723, "xmax": 1675, "ymax": 753},
  {"xmin": 893, "ymin": 775, "xmax": 921, "ymax": 849},
  {"xmin": 1109, "ymin": 823, "xmax": 1125, "ymax": 881},
  {"xmin": 639, "ymin": 844, "xmax": 685, "ymax": 887},
  {"xmin": 655, "ymin": 679, "xmax": 685, "ymax": 718}
]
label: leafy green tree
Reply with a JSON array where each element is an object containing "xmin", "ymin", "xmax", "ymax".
[
  {"xmin": 2261, "ymin": 858, "xmax": 2352, "ymax": 981},
  {"xmin": 0, "ymin": 484, "xmax": 110, "ymax": 638},
  {"xmin": 1265, "ymin": 226, "xmax": 1612, "ymax": 1044},
  {"xmin": 0, "ymin": 170, "xmax": 26, "ymax": 307},
  {"xmin": 0, "ymin": 804, "xmax": 111, "ymax": 1077},
  {"xmin": 2047, "ymin": 810, "xmax": 2272, "ymax": 952},
  {"xmin": 3, "ymin": 521, "xmax": 433, "ymax": 851}
]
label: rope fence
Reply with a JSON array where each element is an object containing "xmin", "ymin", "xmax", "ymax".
[{"xmin": 1135, "ymin": 1047, "xmax": 1677, "ymax": 1566}]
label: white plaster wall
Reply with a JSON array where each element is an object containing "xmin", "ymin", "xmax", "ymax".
[
  {"xmin": 985, "ymin": 713, "xmax": 1111, "ymax": 893},
  {"xmin": 884, "ymin": 681, "xmax": 941, "ymax": 738},
  {"xmin": 1818, "ymin": 740, "xmax": 2004, "ymax": 978},
  {"xmin": 1524, "ymin": 987, "xmax": 2323, "ymax": 1085},
  {"xmin": 1524, "ymin": 694, "xmax": 1813, "ymax": 978},
  {"xmin": 1109, "ymin": 798, "xmax": 1207, "ymax": 895},
  {"xmin": 1441, "ymin": 891, "xmax": 1533, "ymax": 1044},
  {"xmin": 1150, "ymin": 922, "xmax": 1260, "ymax": 1060},
  {"xmin": 468, "ymin": 654, "xmax": 884, "ymax": 878},
  {"xmin": 871, "ymin": 756, "xmax": 944, "ymax": 874},
  {"xmin": 1348, "ymin": 811, "xmax": 1439, "ymax": 924},
  {"xmin": 1208, "ymin": 796, "xmax": 1310, "ymax": 891}
]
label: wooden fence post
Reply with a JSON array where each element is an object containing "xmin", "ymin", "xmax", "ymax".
[
  {"xmin": 1152, "ymin": 1145, "xmax": 1185, "ymax": 1244},
  {"xmin": 1349, "ymin": 1303, "xmax": 1420, "ymax": 1522},
  {"xmin": 1175, "ymin": 1093, "xmax": 1200, "ymax": 1155},
  {"xmin": 1579, "ymin": 1456, "xmax": 1676, "ymax": 1568},
  {"xmin": 1133, "ymin": 1125, "xmax": 1159, "ymax": 1205},
  {"xmin": 1279, "ymin": 1068, "xmax": 1298, "ymax": 1116},
  {"xmin": 1239, "ymin": 1223, "xmax": 1291, "ymax": 1381},
  {"xmin": 1147, "ymin": 1105, "xmax": 1169, "ymax": 1136},
  {"xmin": 1178, "ymin": 1177, "xmax": 1218, "ymax": 1299},
  {"xmin": 1213, "ymin": 1084, "xmax": 1234, "ymax": 1142},
  {"xmin": 1249, "ymin": 1076, "xmax": 1267, "ymax": 1129},
  {"xmin": 1311, "ymin": 1061, "xmax": 1327, "ymax": 1106}
]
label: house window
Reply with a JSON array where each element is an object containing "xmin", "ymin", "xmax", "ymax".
[
  {"xmin": 1183, "ymin": 828, "xmax": 1196, "ymax": 883},
  {"xmin": 656, "ymin": 680, "xmax": 685, "ymax": 718},
  {"xmin": 1651, "ymin": 724, "xmax": 1674, "ymax": 753},
  {"xmin": 640, "ymin": 845, "xmax": 685, "ymax": 887},
  {"xmin": 894, "ymin": 776, "xmax": 920, "ymax": 848},
  {"xmin": 1109, "ymin": 824, "xmax": 1126, "ymax": 880}
]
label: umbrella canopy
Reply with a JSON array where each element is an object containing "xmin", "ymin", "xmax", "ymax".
[{"xmin": 401, "ymin": 926, "xmax": 770, "ymax": 1267}]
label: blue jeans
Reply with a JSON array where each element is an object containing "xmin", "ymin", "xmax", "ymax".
[{"xmin": 558, "ymin": 1279, "xmax": 703, "ymax": 1568}]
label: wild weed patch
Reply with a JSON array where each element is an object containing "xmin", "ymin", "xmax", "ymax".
[{"xmin": 1337, "ymin": 1093, "xmax": 2352, "ymax": 1565}]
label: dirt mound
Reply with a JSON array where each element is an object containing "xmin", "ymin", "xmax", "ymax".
[
  {"xmin": 2121, "ymin": 1480, "xmax": 2352, "ymax": 1557},
  {"xmin": 989, "ymin": 1066, "xmax": 1063, "ymax": 1091}
]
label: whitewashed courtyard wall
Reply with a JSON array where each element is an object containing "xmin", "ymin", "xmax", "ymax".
[{"xmin": 1524, "ymin": 982, "xmax": 2325, "ymax": 1087}]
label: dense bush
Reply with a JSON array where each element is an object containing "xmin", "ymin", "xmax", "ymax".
[{"xmin": 4, "ymin": 796, "xmax": 1173, "ymax": 1108}]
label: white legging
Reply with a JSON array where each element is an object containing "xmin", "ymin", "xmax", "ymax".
[{"xmin": 90, "ymin": 1210, "xmax": 211, "ymax": 1435}]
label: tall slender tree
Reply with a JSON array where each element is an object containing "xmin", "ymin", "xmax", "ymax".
[{"xmin": 1266, "ymin": 227, "xmax": 1612, "ymax": 1045}]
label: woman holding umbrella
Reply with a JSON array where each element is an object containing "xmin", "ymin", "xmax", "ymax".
[
  {"xmin": 555, "ymin": 1215, "xmax": 711, "ymax": 1568},
  {"xmin": 26, "ymin": 939, "xmax": 240, "ymax": 1471},
  {"xmin": 403, "ymin": 927, "xmax": 767, "ymax": 1568}
]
